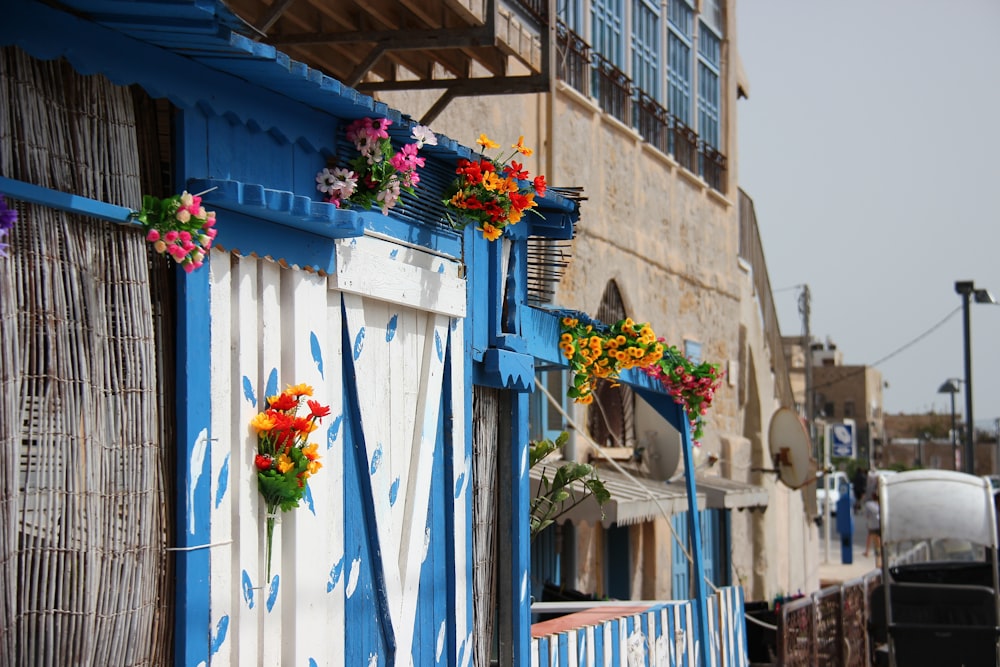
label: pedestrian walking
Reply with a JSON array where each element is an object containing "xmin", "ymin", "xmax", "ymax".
[{"xmin": 863, "ymin": 491, "xmax": 881, "ymax": 565}]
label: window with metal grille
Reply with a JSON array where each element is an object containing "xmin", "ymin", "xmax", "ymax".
[
  {"xmin": 587, "ymin": 281, "xmax": 636, "ymax": 450},
  {"xmin": 667, "ymin": 0, "xmax": 693, "ymax": 125},
  {"xmin": 697, "ymin": 23, "xmax": 721, "ymax": 149},
  {"xmin": 557, "ymin": 0, "xmax": 583, "ymax": 33},
  {"xmin": 591, "ymin": 0, "xmax": 624, "ymax": 67},
  {"xmin": 631, "ymin": 0, "xmax": 660, "ymax": 101}
]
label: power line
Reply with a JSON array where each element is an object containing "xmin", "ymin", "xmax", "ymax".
[{"xmin": 810, "ymin": 306, "xmax": 962, "ymax": 392}]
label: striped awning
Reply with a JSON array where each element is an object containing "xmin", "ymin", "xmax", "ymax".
[
  {"xmin": 529, "ymin": 465, "xmax": 769, "ymax": 528},
  {"xmin": 669, "ymin": 474, "xmax": 770, "ymax": 510},
  {"xmin": 529, "ymin": 465, "xmax": 699, "ymax": 527}
]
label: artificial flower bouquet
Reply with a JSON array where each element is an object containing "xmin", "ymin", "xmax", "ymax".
[
  {"xmin": 558, "ymin": 316, "xmax": 664, "ymax": 404},
  {"xmin": 645, "ymin": 349, "xmax": 724, "ymax": 442},
  {"xmin": 443, "ymin": 133, "xmax": 547, "ymax": 241},
  {"xmin": 316, "ymin": 117, "xmax": 436, "ymax": 215},
  {"xmin": 136, "ymin": 191, "xmax": 217, "ymax": 273},
  {"xmin": 249, "ymin": 383, "xmax": 330, "ymax": 580},
  {"xmin": 0, "ymin": 194, "xmax": 17, "ymax": 258}
]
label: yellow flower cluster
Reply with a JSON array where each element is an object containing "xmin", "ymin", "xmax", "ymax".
[{"xmin": 559, "ymin": 316, "xmax": 664, "ymax": 403}]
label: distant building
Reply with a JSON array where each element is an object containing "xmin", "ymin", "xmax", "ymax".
[{"xmin": 783, "ymin": 336, "xmax": 885, "ymax": 465}]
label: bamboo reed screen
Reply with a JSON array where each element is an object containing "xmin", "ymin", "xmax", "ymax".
[
  {"xmin": 0, "ymin": 47, "xmax": 172, "ymax": 666},
  {"xmin": 472, "ymin": 386, "xmax": 500, "ymax": 667}
]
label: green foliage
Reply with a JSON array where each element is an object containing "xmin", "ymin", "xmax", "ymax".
[{"xmin": 530, "ymin": 432, "xmax": 611, "ymax": 541}]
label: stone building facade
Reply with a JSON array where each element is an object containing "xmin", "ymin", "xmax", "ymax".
[{"xmin": 380, "ymin": 0, "xmax": 818, "ymax": 603}]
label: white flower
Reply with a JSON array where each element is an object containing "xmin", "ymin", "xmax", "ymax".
[
  {"xmin": 411, "ymin": 125, "xmax": 437, "ymax": 148},
  {"xmin": 316, "ymin": 168, "xmax": 337, "ymax": 194},
  {"xmin": 330, "ymin": 168, "xmax": 358, "ymax": 200}
]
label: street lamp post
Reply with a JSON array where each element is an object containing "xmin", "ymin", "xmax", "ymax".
[
  {"xmin": 955, "ymin": 281, "xmax": 996, "ymax": 475},
  {"xmin": 938, "ymin": 378, "xmax": 962, "ymax": 471}
]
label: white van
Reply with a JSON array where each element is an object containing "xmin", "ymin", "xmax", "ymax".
[{"xmin": 816, "ymin": 470, "xmax": 850, "ymax": 516}]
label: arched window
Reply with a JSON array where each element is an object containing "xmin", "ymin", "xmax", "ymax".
[{"xmin": 586, "ymin": 281, "xmax": 636, "ymax": 450}]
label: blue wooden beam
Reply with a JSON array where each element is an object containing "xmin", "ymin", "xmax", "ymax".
[
  {"xmin": 633, "ymin": 387, "xmax": 711, "ymax": 667},
  {"xmin": 0, "ymin": 176, "xmax": 135, "ymax": 225}
]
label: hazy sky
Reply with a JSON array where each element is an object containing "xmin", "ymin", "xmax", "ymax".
[{"xmin": 736, "ymin": 0, "xmax": 1000, "ymax": 426}]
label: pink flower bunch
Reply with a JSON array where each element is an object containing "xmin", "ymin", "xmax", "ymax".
[
  {"xmin": 137, "ymin": 191, "xmax": 217, "ymax": 273},
  {"xmin": 0, "ymin": 193, "xmax": 17, "ymax": 258},
  {"xmin": 316, "ymin": 117, "xmax": 436, "ymax": 215},
  {"xmin": 644, "ymin": 344, "xmax": 724, "ymax": 443}
]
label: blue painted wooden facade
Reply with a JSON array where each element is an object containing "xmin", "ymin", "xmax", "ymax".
[{"xmin": 1, "ymin": 0, "xmax": 748, "ymax": 664}]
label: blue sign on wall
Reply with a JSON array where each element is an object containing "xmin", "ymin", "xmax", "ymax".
[{"xmin": 830, "ymin": 422, "xmax": 855, "ymax": 458}]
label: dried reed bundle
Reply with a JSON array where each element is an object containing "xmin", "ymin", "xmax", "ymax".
[
  {"xmin": 0, "ymin": 47, "xmax": 171, "ymax": 666},
  {"xmin": 472, "ymin": 387, "xmax": 500, "ymax": 667}
]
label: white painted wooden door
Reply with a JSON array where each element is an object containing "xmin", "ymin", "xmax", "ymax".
[{"xmin": 207, "ymin": 235, "xmax": 470, "ymax": 666}]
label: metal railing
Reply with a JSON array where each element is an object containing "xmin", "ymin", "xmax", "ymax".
[
  {"xmin": 592, "ymin": 52, "xmax": 632, "ymax": 126},
  {"xmin": 700, "ymin": 142, "xmax": 727, "ymax": 195},
  {"xmin": 556, "ymin": 21, "xmax": 590, "ymax": 96},
  {"xmin": 777, "ymin": 570, "xmax": 881, "ymax": 667},
  {"xmin": 672, "ymin": 116, "xmax": 699, "ymax": 173},
  {"xmin": 634, "ymin": 91, "xmax": 671, "ymax": 155},
  {"xmin": 510, "ymin": 0, "xmax": 548, "ymax": 24},
  {"xmin": 554, "ymin": 24, "xmax": 729, "ymax": 195},
  {"xmin": 738, "ymin": 189, "xmax": 795, "ymax": 409}
]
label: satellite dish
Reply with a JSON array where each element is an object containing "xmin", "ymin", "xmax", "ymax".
[
  {"xmin": 767, "ymin": 407, "xmax": 815, "ymax": 490},
  {"xmin": 642, "ymin": 429, "xmax": 681, "ymax": 481}
]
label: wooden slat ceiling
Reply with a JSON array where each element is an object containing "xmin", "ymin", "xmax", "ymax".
[{"xmin": 222, "ymin": 0, "xmax": 550, "ymax": 123}]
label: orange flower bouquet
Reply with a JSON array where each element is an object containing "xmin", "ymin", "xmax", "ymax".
[
  {"xmin": 559, "ymin": 316, "xmax": 665, "ymax": 404},
  {"xmin": 443, "ymin": 133, "xmax": 547, "ymax": 241},
  {"xmin": 249, "ymin": 383, "xmax": 329, "ymax": 580}
]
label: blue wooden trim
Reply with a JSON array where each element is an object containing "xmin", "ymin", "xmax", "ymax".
[
  {"xmin": 511, "ymin": 392, "xmax": 532, "ymax": 666},
  {"xmin": 340, "ymin": 301, "xmax": 398, "ymax": 660},
  {"xmin": 188, "ymin": 178, "xmax": 365, "ymax": 239},
  {"xmin": 173, "ymin": 247, "xmax": 213, "ymax": 666},
  {"xmin": 631, "ymin": 390, "xmax": 710, "ymax": 667},
  {"xmin": 0, "ymin": 176, "xmax": 135, "ymax": 225},
  {"xmin": 203, "ymin": 216, "xmax": 337, "ymax": 272},
  {"xmin": 0, "ymin": 0, "xmax": 338, "ymax": 154},
  {"xmin": 479, "ymin": 348, "xmax": 535, "ymax": 391},
  {"xmin": 358, "ymin": 211, "xmax": 463, "ymax": 259}
]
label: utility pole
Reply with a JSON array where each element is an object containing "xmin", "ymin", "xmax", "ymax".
[{"xmin": 799, "ymin": 285, "xmax": 814, "ymax": 444}]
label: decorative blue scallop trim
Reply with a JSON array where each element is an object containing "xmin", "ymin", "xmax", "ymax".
[{"xmin": 189, "ymin": 179, "xmax": 365, "ymax": 239}]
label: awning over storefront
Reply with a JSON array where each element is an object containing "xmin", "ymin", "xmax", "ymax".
[
  {"xmin": 529, "ymin": 465, "xmax": 769, "ymax": 528},
  {"xmin": 669, "ymin": 474, "xmax": 770, "ymax": 510},
  {"xmin": 529, "ymin": 465, "xmax": 700, "ymax": 527}
]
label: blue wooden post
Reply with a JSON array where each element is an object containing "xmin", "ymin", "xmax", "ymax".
[
  {"xmin": 634, "ymin": 388, "xmax": 711, "ymax": 667},
  {"xmin": 511, "ymin": 389, "xmax": 533, "ymax": 666},
  {"xmin": 678, "ymin": 417, "xmax": 711, "ymax": 667},
  {"xmin": 173, "ymin": 109, "xmax": 214, "ymax": 665},
  {"xmin": 173, "ymin": 260, "xmax": 213, "ymax": 665}
]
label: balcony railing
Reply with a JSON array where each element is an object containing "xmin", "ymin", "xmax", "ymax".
[
  {"xmin": 554, "ymin": 25, "xmax": 729, "ymax": 195},
  {"xmin": 672, "ymin": 117, "xmax": 699, "ymax": 173},
  {"xmin": 556, "ymin": 20, "xmax": 590, "ymax": 96},
  {"xmin": 700, "ymin": 143, "xmax": 728, "ymax": 195},
  {"xmin": 634, "ymin": 91, "xmax": 671, "ymax": 155},
  {"xmin": 592, "ymin": 52, "xmax": 632, "ymax": 127},
  {"xmin": 511, "ymin": 0, "xmax": 548, "ymax": 24}
]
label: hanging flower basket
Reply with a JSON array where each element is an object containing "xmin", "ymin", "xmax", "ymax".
[
  {"xmin": 134, "ymin": 191, "xmax": 217, "ymax": 273},
  {"xmin": 316, "ymin": 117, "xmax": 436, "ymax": 215},
  {"xmin": 443, "ymin": 133, "xmax": 547, "ymax": 241},
  {"xmin": 249, "ymin": 383, "xmax": 330, "ymax": 581},
  {"xmin": 645, "ymin": 348, "xmax": 725, "ymax": 442},
  {"xmin": 559, "ymin": 314, "xmax": 724, "ymax": 443}
]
